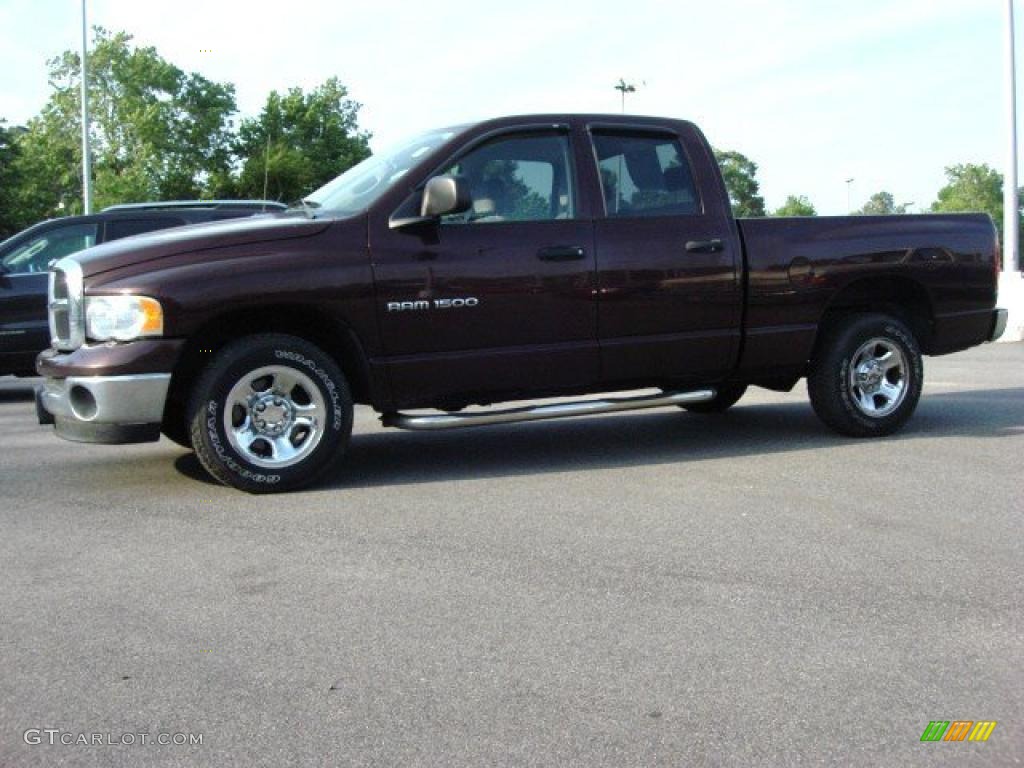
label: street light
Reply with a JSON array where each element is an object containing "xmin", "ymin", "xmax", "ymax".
[
  {"xmin": 845, "ymin": 178, "xmax": 854, "ymax": 213},
  {"xmin": 614, "ymin": 79, "xmax": 637, "ymax": 114}
]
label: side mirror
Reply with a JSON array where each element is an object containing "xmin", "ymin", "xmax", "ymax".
[{"xmin": 420, "ymin": 175, "xmax": 471, "ymax": 218}]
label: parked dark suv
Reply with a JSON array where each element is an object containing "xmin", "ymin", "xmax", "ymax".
[{"xmin": 0, "ymin": 201, "xmax": 286, "ymax": 375}]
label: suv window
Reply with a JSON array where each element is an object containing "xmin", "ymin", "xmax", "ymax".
[
  {"xmin": 1, "ymin": 223, "xmax": 99, "ymax": 274},
  {"xmin": 105, "ymin": 217, "xmax": 187, "ymax": 241},
  {"xmin": 442, "ymin": 133, "xmax": 575, "ymax": 224},
  {"xmin": 592, "ymin": 132, "xmax": 699, "ymax": 218}
]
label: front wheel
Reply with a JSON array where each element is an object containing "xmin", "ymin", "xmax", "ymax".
[
  {"xmin": 187, "ymin": 334, "xmax": 353, "ymax": 493},
  {"xmin": 808, "ymin": 313, "xmax": 922, "ymax": 437}
]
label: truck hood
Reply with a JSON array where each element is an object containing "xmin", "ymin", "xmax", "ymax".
[{"xmin": 72, "ymin": 214, "xmax": 332, "ymax": 277}]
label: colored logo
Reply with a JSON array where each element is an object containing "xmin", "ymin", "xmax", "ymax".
[{"xmin": 920, "ymin": 721, "xmax": 997, "ymax": 742}]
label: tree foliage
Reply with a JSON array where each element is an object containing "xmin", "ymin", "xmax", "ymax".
[
  {"xmin": 234, "ymin": 78, "xmax": 371, "ymax": 203},
  {"xmin": 5, "ymin": 30, "xmax": 371, "ymax": 226},
  {"xmin": 0, "ymin": 121, "xmax": 26, "ymax": 238},
  {"xmin": 773, "ymin": 194, "xmax": 816, "ymax": 217},
  {"xmin": 714, "ymin": 149, "xmax": 766, "ymax": 217},
  {"xmin": 858, "ymin": 190, "xmax": 908, "ymax": 215},
  {"xmin": 929, "ymin": 163, "xmax": 1006, "ymax": 226},
  {"xmin": 13, "ymin": 28, "xmax": 237, "ymax": 221}
]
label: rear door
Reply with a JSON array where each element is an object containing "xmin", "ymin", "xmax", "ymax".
[
  {"xmin": 588, "ymin": 124, "xmax": 742, "ymax": 386},
  {"xmin": 0, "ymin": 221, "xmax": 98, "ymax": 363}
]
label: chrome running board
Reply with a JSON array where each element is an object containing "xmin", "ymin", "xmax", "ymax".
[{"xmin": 381, "ymin": 389, "xmax": 716, "ymax": 431}]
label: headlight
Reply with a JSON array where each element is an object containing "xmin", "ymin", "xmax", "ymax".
[{"xmin": 85, "ymin": 295, "xmax": 164, "ymax": 341}]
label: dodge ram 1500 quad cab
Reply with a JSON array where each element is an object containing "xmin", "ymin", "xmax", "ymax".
[{"xmin": 35, "ymin": 114, "xmax": 1007, "ymax": 492}]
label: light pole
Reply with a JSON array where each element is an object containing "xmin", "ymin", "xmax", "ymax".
[
  {"xmin": 614, "ymin": 79, "xmax": 637, "ymax": 114},
  {"xmin": 1004, "ymin": 0, "xmax": 1019, "ymax": 273},
  {"xmin": 845, "ymin": 178, "xmax": 854, "ymax": 213},
  {"xmin": 80, "ymin": 0, "xmax": 92, "ymax": 214},
  {"xmin": 1001, "ymin": 0, "xmax": 1024, "ymax": 341}
]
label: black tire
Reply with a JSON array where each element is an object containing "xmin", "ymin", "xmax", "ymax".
[
  {"xmin": 681, "ymin": 383, "xmax": 748, "ymax": 414},
  {"xmin": 187, "ymin": 334, "xmax": 353, "ymax": 493},
  {"xmin": 808, "ymin": 313, "xmax": 922, "ymax": 437}
]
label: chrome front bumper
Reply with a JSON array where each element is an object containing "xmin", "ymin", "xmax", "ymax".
[{"xmin": 37, "ymin": 373, "xmax": 171, "ymax": 444}]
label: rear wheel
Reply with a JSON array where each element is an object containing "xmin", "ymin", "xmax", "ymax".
[
  {"xmin": 680, "ymin": 383, "xmax": 747, "ymax": 414},
  {"xmin": 187, "ymin": 334, "xmax": 352, "ymax": 493},
  {"xmin": 808, "ymin": 313, "xmax": 922, "ymax": 437}
]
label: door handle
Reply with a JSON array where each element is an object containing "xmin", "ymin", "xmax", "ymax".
[
  {"xmin": 537, "ymin": 245, "xmax": 586, "ymax": 261},
  {"xmin": 685, "ymin": 239, "xmax": 724, "ymax": 254}
]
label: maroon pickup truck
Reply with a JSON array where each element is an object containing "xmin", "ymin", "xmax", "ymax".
[{"xmin": 36, "ymin": 114, "xmax": 1007, "ymax": 492}]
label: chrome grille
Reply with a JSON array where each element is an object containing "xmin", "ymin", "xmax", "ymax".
[
  {"xmin": 48, "ymin": 258, "xmax": 85, "ymax": 350},
  {"xmin": 49, "ymin": 269, "xmax": 69, "ymax": 341}
]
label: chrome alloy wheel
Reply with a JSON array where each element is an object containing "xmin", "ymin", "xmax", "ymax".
[
  {"xmin": 223, "ymin": 365, "xmax": 326, "ymax": 468},
  {"xmin": 848, "ymin": 337, "xmax": 908, "ymax": 418}
]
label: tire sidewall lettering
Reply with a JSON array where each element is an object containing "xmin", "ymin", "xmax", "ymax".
[
  {"xmin": 273, "ymin": 349, "xmax": 344, "ymax": 431},
  {"xmin": 205, "ymin": 399, "xmax": 281, "ymax": 484}
]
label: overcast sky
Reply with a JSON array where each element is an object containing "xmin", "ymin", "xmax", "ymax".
[{"xmin": 0, "ymin": 0, "xmax": 1018, "ymax": 213}]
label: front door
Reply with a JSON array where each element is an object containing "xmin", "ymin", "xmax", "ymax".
[{"xmin": 371, "ymin": 129, "xmax": 598, "ymax": 408}]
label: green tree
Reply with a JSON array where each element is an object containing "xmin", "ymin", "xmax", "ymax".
[
  {"xmin": 0, "ymin": 121, "xmax": 27, "ymax": 238},
  {"xmin": 858, "ymin": 190, "xmax": 909, "ymax": 215},
  {"xmin": 773, "ymin": 194, "xmax": 816, "ymax": 217},
  {"xmin": 930, "ymin": 163, "xmax": 1006, "ymax": 227},
  {"xmin": 714, "ymin": 149, "xmax": 766, "ymax": 217},
  {"xmin": 9, "ymin": 110, "xmax": 78, "ymax": 226},
  {"xmin": 235, "ymin": 78, "xmax": 371, "ymax": 203},
  {"xmin": 12, "ymin": 27, "xmax": 237, "ymax": 219}
]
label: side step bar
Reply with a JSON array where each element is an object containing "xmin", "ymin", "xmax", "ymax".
[{"xmin": 381, "ymin": 389, "xmax": 716, "ymax": 431}]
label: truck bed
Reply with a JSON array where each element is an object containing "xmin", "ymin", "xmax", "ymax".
[{"xmin": 734, "ymin": 213, "xmax": 999, "ymax": 381}]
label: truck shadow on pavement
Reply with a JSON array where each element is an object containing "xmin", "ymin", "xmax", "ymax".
[{"xmin": 299, "ymin": 386, "xmax": 1024, "ymax": 491}]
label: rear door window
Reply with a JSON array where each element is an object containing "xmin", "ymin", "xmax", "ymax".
[{"xmin": 591, "ymin": 132, "xmax": 700, "ymax": 218}]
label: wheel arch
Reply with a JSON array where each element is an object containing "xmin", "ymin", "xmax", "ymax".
[
  {"xmin": 163, "ymin": 305, "xmax": 372, "ymax": 435},
  {"xmin": 813, "ymin": 275, "xmax": 936, "ymax": 359}
]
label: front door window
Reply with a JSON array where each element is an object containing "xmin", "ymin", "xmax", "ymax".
[{"xmin": 441, "ymin": 133, "xmax": 576, "ymax": 224}]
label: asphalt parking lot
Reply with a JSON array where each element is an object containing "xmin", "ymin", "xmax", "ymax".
[{"xmin": 0, "ymin": 343, "xmax": 1021, "ymax": 767}]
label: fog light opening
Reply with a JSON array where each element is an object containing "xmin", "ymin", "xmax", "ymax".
[{"xmin": 69, "ymin": 385, "xmax": 98, "ymax": 421}]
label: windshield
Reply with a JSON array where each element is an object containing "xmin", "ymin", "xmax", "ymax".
[{"xmin": 304, "ymin": 126, "xmax": 464, "ymax": 215}]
